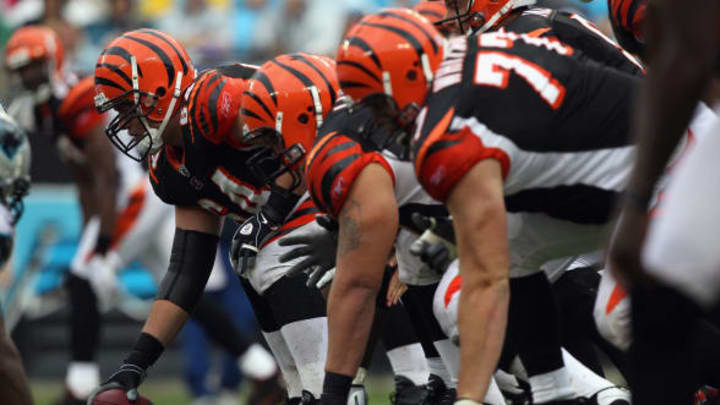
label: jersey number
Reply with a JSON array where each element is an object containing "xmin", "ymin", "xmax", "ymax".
[{"xmin": 474, "ymin": 51, "xmax": 566, "ymax": 110}]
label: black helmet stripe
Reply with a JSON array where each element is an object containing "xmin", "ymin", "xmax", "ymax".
[
  {"xmin": 95, "ymin": 77, "xmax": 126, "ymax": 92},
  {"xmin": 100, "ymin": 46, "xmax": 144, "ymax": 77},
  {"xmin": 137, "ymin": 29, "xmax": 189, "ymax": 74},
  {"xmin": 271, "ymin": 58, "xmax": 314, "ymax": 89},
  {"xmin": 345, "ymin": 36, "xmax": 382, "ymax": 69},
  {"xmin": 359, "ymin": 21, "xmax": 425, "ymax": 62},
  {"xmin": 289, "ymin": 54, "xmax": 337, "ymax": 105},
  {"xmin": 320, "ymin": 153, "xmax": 361, "ymax": 212},
  {"xmin": 122, "ymin": 34, "xmax": 175, "ymax": 87},
  {"xmin": 96, "ymin": 63, "xmax": 133, "ymax": 87},
  {"xmin": 243, "ymin": 90, "xmax": 274, "ymax": 121},
  {"xmin": 379, "ymin": 10, "xmax": 439, "ymax": 53},
  {"xmin": 253, "ymin": 70, "xmax": 278, "ymax": 106},
  {"xmin": 337, "ymin": 61, "xmax": 382, "ymax": 84},
  {"xmin": 241, "ymin": 108, "xmax": 264, "ymax": 121},
  {"xmin": 339, "ymin": 81, "xmax": 372, "ymax": 89},
  {"xmin": 208, "ymin": 78, "xmax": 227, "ymax": 132}
]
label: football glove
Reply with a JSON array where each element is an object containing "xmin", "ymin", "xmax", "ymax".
[
  {"xmin": 88, "ymin": 362, "xmax": 146, "ymax": 403},
  {"xmin": 409, "ymin": 213, "xmax": 457, "ymax": 274},
  {"xmin": 279, "ymin": 215, "xmax": 338, "ymax": 288},
  {"xmin": 230, "ymin": 212, "xmax": 280, "ymax": 275}
]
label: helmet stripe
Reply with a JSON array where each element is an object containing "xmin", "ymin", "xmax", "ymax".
[
  {"xmin": 320, "ymin": 153, "xmax": 362, "ymax": 215},
  {"xmin": 208, "ymin": 78, "xmax": 227, "ymax": 132},
  {"xmin": 122, "ymin": 34, "xmax": 175, "ymax": 87},
  {"xmin": 137, "ymin": 29, "xmax": 188, "ymax": 74},
  {"xmin": 345, "ymin": 36, "xmax": 382, "ymax": 69},
  {"xmin": 339, "ymin": 81, "xmax": 373, "ymax": 89},
  {"xmin": 336, "ymin": 61, "xmax": 382, "ymax": 84},
  {"xmin": 271, "ymin": 58, "xmax": 314, "ymax": 88},
  {"xmin": 94, "ymin": 76, "xmax": 126, "ymax": 92},
  {"xmin": 241, "ymin": 108, "xmax": 264, "ymax": 121},
  {"xmin": 254, "ymin": 71, "xmax": 278, "ymax": 106},
  {"xmin": 289, "ymin": 54, "xmax": 337, "ymax": 105},
  {"xmin": 358, "ymin": 21, "xmax": 425, "ymax": 63},
  {"xmin": 95, "ymin": 63, "xmax": 132, "ymax": 86},
  {"xmin": 101, "ymin": 46, "xmax": 144, "ymax": 77},
  {"xmin": 379, "ymin": 10, "xmax": 439, "ymax": 53},
  {"xmin": 242, "ymin": 90, "xmax": 274, "ymax": 121}
]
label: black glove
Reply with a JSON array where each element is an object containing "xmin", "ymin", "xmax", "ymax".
[
  {"xmin": 230, "ymin": 212, "xmax": 280, "ymax": 275},
  {"xmin": 279, "ymin": 215, "xmax": 338, "ymax": 288},
  {"xmin": 88, "ymin": 362, "xmax": 145, "ymax": 403},
  {"xmin": 409, "ymin": 213, "xmax": 456, "ymax": 274}
]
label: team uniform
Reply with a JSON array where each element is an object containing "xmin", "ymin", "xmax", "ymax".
[
  {"xmin": 306, "ymin": 104, "xmax": 506, "ymax": 404},
  {"xmin": 148, "ymin": 63, "xmax": 328, "ymax": 399}
]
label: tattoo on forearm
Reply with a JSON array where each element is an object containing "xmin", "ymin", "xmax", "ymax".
[{"xmin": 338, "ymin": 200, "xmax": 362, "ymax": 256}]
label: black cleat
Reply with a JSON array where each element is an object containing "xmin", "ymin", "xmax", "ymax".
[
  {"xmin": 425, "ymin": 374, "xmax": 456, "ymax": 405},
  {"xmin": 390, "ymin": 375, "xmax": 429, "ymax": 405}
]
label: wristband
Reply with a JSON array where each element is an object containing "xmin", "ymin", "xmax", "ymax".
[
  {"xmin": 321, "ymin": 371, "xmax": 353, "ymax": 400},
  {"xmin": 95, "ymin": 234, "xmax": 112, "ymax": 255},
  {"xmin": 125, "ymin": 332, "xmax": 165, "ymax": 370}
]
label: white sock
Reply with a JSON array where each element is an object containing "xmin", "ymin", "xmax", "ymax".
[
  {"xmin": 433, "ymin": 339, "xmax": 460, "ymax": 387},
  {"xmin": 494, "ymin": 369, "xmax": 525, "ymax": 395},
  {"xmin": 485, "ymin": 377, "xmax": 505, "ymax": 405},
  {"xmin": 427, "ymin": 356, "xmax": 453, "ymax": 387},
  {"xmin": 66, "ymin": 361, "xmax": 100, "ymax": 399},
  {"xmin": 386, "ymin": 343, "xmax": 429, "ymax": 385},
  {"xmin": 239, "ymin": 343, "xmax": 278, "ymax": 380},
  {"xmin": 262, "ymin": 331, "xmax": 301, "ymax": 398},
  {"xmin": 562, "ymin": 349, "xmax": 630, "ymax": 404},
  {"xmin": 281, "ymin": 317, "xmax": 328, "ymax": 397},
  {"xmin": 528, "ymin": 367, "xmax": 576, "ymax": 404}
]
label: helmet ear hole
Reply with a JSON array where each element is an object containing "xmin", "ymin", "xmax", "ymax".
[
  {"xmin": 155, "ymin": 87, "xmax": 166, "ymax": 97},
  {"xmin": 298, "ymin": 113, "xmax": 310, "ymax": 124},
  {"xmin": 406, "ymin": 70, "xmax": 418, "ymax": 81}
]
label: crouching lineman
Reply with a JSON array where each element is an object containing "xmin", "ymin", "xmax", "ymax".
[
  {"xmin": 407, "ymin": 14, "xmax": 639, "ymax": 405},
  {"xmin": 0, "ymin": 105, "xmax": 32, "ymax": 405},
  {"xmin": 87, "ymin": 29, "xmax": 289, "ymax": 404},
  {"xmin": 238, "ymin": 51, "xmax": 482, "ymax": 404}
]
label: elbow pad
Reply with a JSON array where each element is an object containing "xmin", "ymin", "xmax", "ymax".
[{"xmin": 156, "ymin": 228, "xmax": 219, "ymax": 313}]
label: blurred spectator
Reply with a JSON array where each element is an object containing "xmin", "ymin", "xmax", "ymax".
[{"xmin": 157, "ymin": 0, "xmax": 233, "ymax": 69}]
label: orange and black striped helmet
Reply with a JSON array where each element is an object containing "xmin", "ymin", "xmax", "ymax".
[
  {"xmin": 4, "ymin": 25, "xmax": 65, "ymax": 88},
  {"xmin": 608, "ymin": 0, "xmax": 647, "ymax": 57},
  {"xmin": 413, "ymin": 1, "xmax": 451, "ymax": 35},
  {"xmin": 241, "ymin": 53, "xmax": 339, "ymax": 188},
  {"xmin": 94, "ymin": 29, "xmax": 195, "ymax": 161},
  {"xmin": 337, "ymin": 9, "xmax": 443, "ymax": 124},
  {"xmin": 439, "ymin": 0, "xmax": 536, "ymax": 34}
]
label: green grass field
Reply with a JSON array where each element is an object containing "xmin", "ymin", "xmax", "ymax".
[{"xmin": 30, "ymin": 376, "xmax": 396, "ymax": 405}]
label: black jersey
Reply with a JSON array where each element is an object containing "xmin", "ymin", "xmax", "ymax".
[
  {"xmin": 149, "ymin": 63, "xmax": 278, "ymax": 222},
  {"xmin": 497, "ymin": 7, "xmax": 644, "ymax": 75},
  {"xmin": 412, "ymin": 32, "xmax": 640, "ymax": 224}
]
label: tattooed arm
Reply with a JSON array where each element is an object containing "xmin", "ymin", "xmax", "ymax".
[{"xmin": 324, "ymin": 164, "xmax": 399, "ymax": 377}]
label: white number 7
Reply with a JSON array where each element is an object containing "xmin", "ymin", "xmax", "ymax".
[{"xmin": 474, "ymin": 51, "xmax": 566, "ymax": 110}]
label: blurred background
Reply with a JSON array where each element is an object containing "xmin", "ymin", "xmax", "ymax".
[{"xmin": 0, "ymin": 1, "xmax": 613, "ymax": 404}]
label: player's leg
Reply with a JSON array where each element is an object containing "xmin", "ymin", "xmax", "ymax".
[
  {"xmin": 64, "ymin": 217, "xmax": 103, "ymax": 402},
  {"xmin": 0, "ymin": 310, "xmax": 32, "ymax": 405}
]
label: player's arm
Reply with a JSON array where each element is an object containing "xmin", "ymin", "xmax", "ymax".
[
  {"xmin": 322, "ymin": 164, "xmax": 398, "ymax": 402},
  {"xmin": 446, "ymin": 160, "xmax": 509, "ymax": 402},
  {"xmin": 92, "ymin": 205, "xmax": 221, "ymax": 401},
  {"xmin": 625, "ymin": 0, "xmax": 720, "ymax": 204},
  {"xmin": 71, "ymin": 126, "xmax": 118, "ymax": 252}
]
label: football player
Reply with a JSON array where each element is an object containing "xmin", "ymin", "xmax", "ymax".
[
  {"xmin": 242, "ymin": 50, "xmax": 490, "ymax": 401},
  {"xmin": 324, "ymin": 8, "xmax": 639, "ymax": 405},
  {"xmin": 4, "ymin": 26, "xmax": 281, "ymax": 404},
  {"xmin": 90, "ymin": 30, "xmax": 341, "ymax": 404},
  {"xmin": 606, "ymin": 0, "xmax": 720, "ymax": 403},
  {"xmin": 0, "ymin": 105, "xmax": 33, "ymax": 405}
]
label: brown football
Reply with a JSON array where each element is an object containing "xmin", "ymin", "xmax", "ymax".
[{"xmin": 91, "ymin": 388, "xmax": 153, "ymax": 405}]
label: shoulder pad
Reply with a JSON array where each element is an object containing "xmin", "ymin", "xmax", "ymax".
[
  {"xmin": 184, "ymin": 70, "xmax": 245, "ymax": 146},
  {"xmin": 148, "ymin": 147, "xmax": 199, "ymax": 206},
  {"xmin": 57, "ymin": 76, "xmax": 104, "ymax": 139}
]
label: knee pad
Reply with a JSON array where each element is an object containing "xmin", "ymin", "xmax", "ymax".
[
  {"xmin": 433, "ymin": 260, "xmax": 460, "ymax": 344},
  {"xmin": 593, "ymin": 271, "xmax": 631, "ymax": 351}
]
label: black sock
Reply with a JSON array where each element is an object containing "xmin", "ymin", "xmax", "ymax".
[
  {"xmin": 403, "ymin": 284, "xmax": 446, "ymax": 358},
  {"xmin": 66, "ymin": 273, "xmax": 100, "ymax": 362},
  {"xmin": 381, "ymin": 303, "xmax": 420, "ymax": 351},
  {"xmin": 192, "ymin": 295, "xmax": 252, "ymax": 357},
  {"xmin": 509, "ymin": 273, "xmax": 564, "ymax": 376}
]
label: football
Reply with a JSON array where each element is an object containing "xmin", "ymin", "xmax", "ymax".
[{"xmin": 91, "ymin": 388, "xmax": 153, "ymax": 405}]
